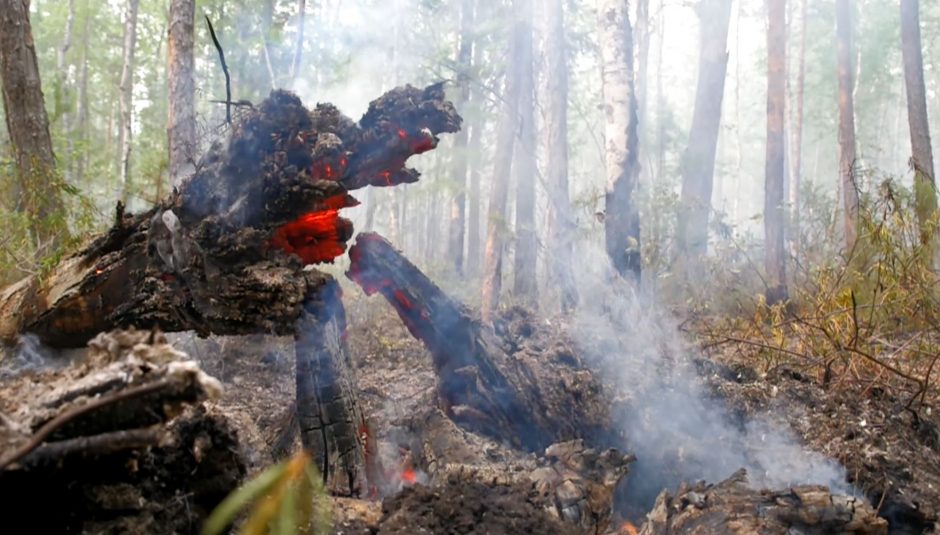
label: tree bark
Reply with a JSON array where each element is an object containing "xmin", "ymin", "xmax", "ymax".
[
  {"xmin": 168, "ymin": 0, "xmax": 196, "ymax": 189},
  {"xmin": 900, "ymin": 0, "xmax": 938, "ymax": 253},
  {"xmin": 118, "ymin": 0, "xmax": 140, "ymax": 204},
  {"xmin": 677, "ymin": 0, "xmax": 732, "ymax": 259},
  {"xmin": 512, "ymin": 0, "xmax": 537, "ymax": 306},
  {"xmin": 0, "ymin": 0, "xmax": 69, "ymax": 250},
  {"xmin": 544, "ymin": 0, "xmax": 577, "ymax": 311},
  {"xmin": 291, "ymin": 0, "xmax": 307, "ymax": 85},
  {"xmin": 836, "ymin": 0, "xmax": 859, "ymax": 251},
  {"xmin": 789, "ymin": 0, "xmax": 807, "ymax": 253},
  {"xmin": 599, "ymin": 0, "xmax": 642, "ymax": 282},
  {"xmin": 635, "ymin": 0, "xmax": 650, "ymax": 150},
  {"xmin": 54, "ymin": 0, "xmax": 76, "ymax": 184},
  {"xmin": 481, "ymin": 7, "xmax": 524, "ymax": 322},
  {"xmin": 765, "ymin": 0, "xmax": 788, "ymax": 304},
  {"xmin": 446, "ymin": 0, "xmax": 475, "ymax": 276}
]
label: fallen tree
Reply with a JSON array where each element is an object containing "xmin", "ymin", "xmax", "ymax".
[{"xmin": 0, "ymin": 83, "xmax": 461, "ymax": 496}]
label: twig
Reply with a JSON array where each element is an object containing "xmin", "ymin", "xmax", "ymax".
[
  {"xmin": 205, "ymin": 16, "xmax": 232, "ymax": 124},
  {"xmin": 17, "ymin": 427, "xmax": 165, "ymax": 469},
  {"xmin": 0, "ymin": 378, "xmax": 173, "ymax": 471}
]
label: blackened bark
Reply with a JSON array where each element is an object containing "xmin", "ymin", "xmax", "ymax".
[
  {"xmin": 677, "ymin": 0, "xmax": 732, "ymax": 259},
  {"xmin": 599, "ymin": 0, "xmax": 642, "ymax": 282}
]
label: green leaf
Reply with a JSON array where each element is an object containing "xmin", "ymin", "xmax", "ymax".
[{"xmin": 201, "ymin": 460, "xmax": 290, "ymax": 535}]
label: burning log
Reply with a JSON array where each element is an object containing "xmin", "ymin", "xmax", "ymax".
[
  {"xmin": 346, "ymin": 232, "xmax": 610, "ymax": 452},
  {"xmin": 0, "ymin": 83, "xmax": 461, "ymax": 496},
  {"xmin": 638, "ymin": 470, "xmax": 888, "ymax": 534},
  {"xmin": 0, "ymin": 83, "xmax": 459, "ymax": 347},
  {"xmin": 0, "ymin": 330, "xmax": 244, "ymax": 533}
]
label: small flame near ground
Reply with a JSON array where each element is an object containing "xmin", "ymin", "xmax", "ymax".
[{"xmin": 619, "ymin": 521, "xmax": 639, "ymax": 535}]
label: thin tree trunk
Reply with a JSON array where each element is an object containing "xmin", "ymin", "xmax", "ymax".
[
  {"xmin": 677, "ymin": 0, "xmax": 732, "ymax": 259},
  {"xmin": 512, "ymin": 0, "xmax": 537, "ymax": 306},
  {"xmin": 75, "ymin": 3, "xmax": 90, "ymax": 185},
  {"xmin": 599, "ymin": 0, "xmax": 642, "ymax": 282},
  {"xmin": 446, "ymin": 0, "xmax": 475, "ymax": 276},
  {"xmin": 900, "ymin": 0, "xmax": 938, "ymax": 253},
  {"xmin": 118, "ymin": 0, "xmax": 141, "ymax": 204},
  {"xmin": 655, "ymin": 0, "xmax": 666, "ymax": 181},
  {"xmin": 0, "ymin": 0, "xmax": 69, "ymax": 249},
  {"xmin": 291, "ymin": 0, "xmax": 307, "ymax": 85},
  {"xmin": 168, "ymin": 0, "xmax": 196, "ymax": 189},
  {"xmin": 482, "ymin": 2, "xmax": 524, "ymax": 322},
  {"xmin": 836, "ymin": 0, "xmax": 859, "ymax": 251},
  {"xmin": 789, "ymin": 0, "xmax": 807, "ymax": 253},
  {"xmin": 466, "ymin": 102, "xmax": 483, "ymax": 277},
  {"xmin": 765, "ymin": 0, "xmax": 788, "ymax": 304},
  {"xmin": 544, "ymin": 0, "xmax": 578, "ymax": 311},
  {"xmin": 54, "ymin": 0, "xmax": 76, "ymax": 184},
  {"xmin": 635, "ymin": 0, "xmax": 650, "ymax": 155}
]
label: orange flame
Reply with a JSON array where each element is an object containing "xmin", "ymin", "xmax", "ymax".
[
  {"xmin": 269, "ymin": 195, "xmax": 353, "ymax": 264},
  {"xmin": 401, "ymin": 469, "xmax": 417, "ymax": 485},
  {"xmin": 619, "ymin": 521, "xmax": 639, "ymax": 535}
]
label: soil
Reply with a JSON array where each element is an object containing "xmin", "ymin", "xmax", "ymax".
[{"xmin": 694, "ymin": 349, "xmax": 940, "ymax": 533}]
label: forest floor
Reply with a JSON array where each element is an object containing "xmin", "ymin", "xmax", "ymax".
[
  {"xmin": 177, "ymin": 279, "xmax": 940, "ymax": 533},
  {"xmin": 2, "ymin": 279, "xmax": 938, "ymax": 533}
]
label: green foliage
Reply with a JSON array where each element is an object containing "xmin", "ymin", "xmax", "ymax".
[{"xmin": 202, "ymin": 451, "xmax": 331, "ymax": 535}]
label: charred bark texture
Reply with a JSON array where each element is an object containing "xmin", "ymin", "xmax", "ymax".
[
  {"xmin": 0, "ymin": 83, "xmax": 460, "ymax": 349},
  {"xmin": 347, "ymin": 232, "xmax": 609, "ymax": 452}
]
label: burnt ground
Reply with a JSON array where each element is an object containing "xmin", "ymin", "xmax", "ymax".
[
  {"xmin": 693, "ymin": 350, "xmax": 940, "ymax": 533},
  {"xmin": 6, "ymin": 280, "xmax": 938, "ymax": 533}
]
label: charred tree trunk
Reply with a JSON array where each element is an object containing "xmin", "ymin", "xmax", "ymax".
[
  {"xmin": 168, "ymin": 0, "xmax": 196, "ymax": 188},
  {"xmin": 677, "ymin": 0, "xmax": 732, "ymax": 260},
  {"xmin": 0, "ymin": 0, "xmax": 69, "ymax": 249},
  {"xmin": 599, "ymin": 0, "xmax": 642, "ymax": 282},
  {"xmin": 836, "ymin": 0, "xmax": 859, "ymax": 252},
  {"xmin": 482, "ymin": 10, "xmax": 523, "ymax": 322},
  {"xmin": 446, "ymin": 0, "xmax": 474, "ymax": 277},
  {"xmin": 347, "ymin": 233, "xmax": 610, "ymax": 452},
  {"xmin": 900, "ymin": 0, "xmax": 938, "ymax": 255},
  {"xmin": 512, "ymin": 0, "xmax": 538, "ymax": 306},
  {"xmin": 118, "ymin": 0, "xmax": 140, "ymax": 203},
  {"xmin": 544, "ymin": 0, "xmax": 578, "ymax": 311},
  {"xmin": 0, "ymin": 83, "xmax": 460, "ymax": 495},
  {"xmin": 765, "ymin": 0, "xmax": 788, "ymax": 304}
]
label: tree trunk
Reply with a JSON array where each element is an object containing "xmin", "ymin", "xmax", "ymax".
[
  {"xmin": 900, "ymin": 0, "xmax": 938, "ymax": 254},
  {"xmin": 544, "ymin": 0, "xmax": 578, "ymax": 311},
  {"xmin": 635, "ymin": 0, "xmax": 651, "ymax": 131},
  {"xmin": 481, "ymin": 6, "xmax": 524, "ymax": 322},
  {"xmin": 291, "ymin": 0, "xmax": 307, "ymax": 85},
  {"xmin": 168, "ymin": 0, "xmax": 196, "ymax": 189},
  {"xmin": 789, "ymin": 0, "xmax": 807, "ymax": 253},
  {"xmin": 677, "ymin": 0, "xmax": 732, "ymax": 259},
  {"xmin": 466, "ymin": 38, "xmax": 484, "ymax": 278},
  {"xmin": 0, "ymin": 0, "xmax": 69, "ymax": 250},
  {"xmin": 54, "ymin": 0, "xmax": 76, "ymax": 183},
  {"xmin": 765, "ymin": 0, "xmax": 788, "ymax": 304},
  {"xmin": 512, "ymin": 0, "xmax": 537, "ymax": 306},
  {"xmin": 75, "ymin": 2, "xmax": 90, "ymax": 185},
  {"xmin": 446, "ymin": 0, "xmax": 475, "ymax": 276},
  {"xmin": 118, "ymin": 0, "xmax": 140, "ymax": 204},
  {"xmin": 836, "ymin": 0, "xmax": 859, "ymax": 251},
  {"xmin": 598, "ymin": 0, "xmax": 642, "ymax": 282}
]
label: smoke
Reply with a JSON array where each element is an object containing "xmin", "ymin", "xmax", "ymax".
[{"xmin": 568, "ymin": 244, "xmax": 855, "ymax": 513}]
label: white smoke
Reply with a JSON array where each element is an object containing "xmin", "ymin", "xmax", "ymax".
[{"xmin": 568, "ymin": 244, "xmax": 854, "ymax": 510}]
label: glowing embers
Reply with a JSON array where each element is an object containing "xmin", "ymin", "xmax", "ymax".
[
  {"xmin": 619, "ymin": 521, "xmax": 639, "ymax": 535},
  {"xmin": 269, "ymin": 194, "xmax": 358, "ymax": 265}
]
